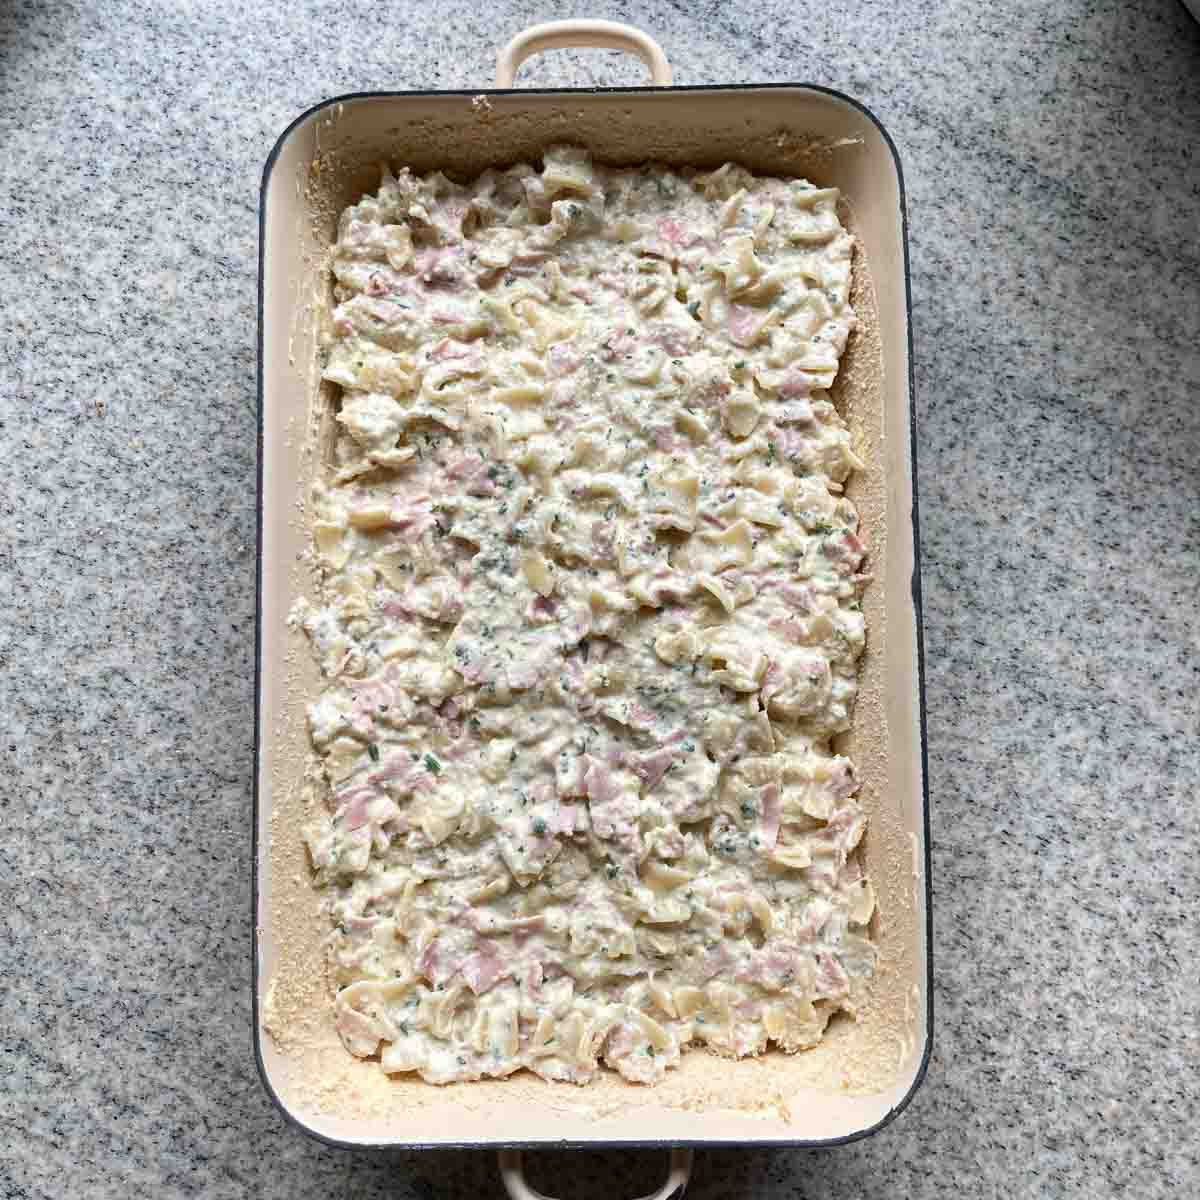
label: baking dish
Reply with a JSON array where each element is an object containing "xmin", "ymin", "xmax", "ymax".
[{"xmin": 254, "ymin": 19, "xmax": 931, "ymax": 1189}]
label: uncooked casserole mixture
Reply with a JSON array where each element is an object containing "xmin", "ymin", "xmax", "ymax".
[{"xmin": 290, "ymin": 147, "xmax": 876, "ymax": 1085}]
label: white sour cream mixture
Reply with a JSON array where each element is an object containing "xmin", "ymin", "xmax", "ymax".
[{"xmin": 293, "ymin": 148, "xmax": 876, "ymax": 1085}]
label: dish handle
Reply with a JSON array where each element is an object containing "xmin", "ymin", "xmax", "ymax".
[
  {"xmin": 498, "ymin": 1148, "xmax": 692, "ymax": 1200},
  {"xmin": 495, "ymin": 19, "xmax": 673, "ymax": 87}
]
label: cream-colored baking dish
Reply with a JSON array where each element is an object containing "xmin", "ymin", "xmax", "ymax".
[{"xmin": 254, "ymin": 20, "xmax": 931, "ymax": 1185}]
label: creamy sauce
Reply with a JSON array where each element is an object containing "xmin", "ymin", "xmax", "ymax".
[{"xmin": 293, "ymin": 148, "xmax": 875, "ymax": 1086}]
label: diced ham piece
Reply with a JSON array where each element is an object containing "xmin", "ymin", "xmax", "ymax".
[
  {"xmin": 336, "ymin": 785, "xmax": 401, "ymax": 836},
  {"xmin": 461, "ymin": 942, "xmax": 504, "ymax": 995},
  {"xmin": 361, "ymin": 270, "xmax": 409, "ymax": 298},
  {"xmin": 347, "ymin": 660, "xmax": 405, "ymax": 691},
  {"xmin": 605, "ymin": 1023, "xmax": 636, "ymax": 1059},
  {"xmin": 527, "ymin": 781, "xmax": 555, "ymax": 808},
  {"xmin": 396, "ymin": 513, "xmax": 438, "ymax": 544},
  {"xmin": 778, "ymin": 371, "xmax": 815, "ymax": 398},
  {"xmin": 526, "ymin": 594, "xmax": 557, "ymax": 622},
  {"xmin": 759, "ymin": 784, "xmax": 781, "ymax": 851},
  {"xmin": 583, "ymin": 761, "xmax": 618, "ymax": 806},
  {"xmin": 650, "ymin": 322, "xmax": 698, "ymax": 356},
  {"xmin": 821, "ymin": 801, "xmax": 866, "ymax": 858},
  {"xmin": 727, "ymin": 305, "xmax": 761, "ymax": 346},
  {"xmin": 458, "ymin": 904, "xmax": 487, "ymax": 932},
  {"xmin": 466, "ymin": 467, "xmax": 496, "ymax": 497},
  {"xmin": 561, "ymin": 656, "xmax": 594, "ymax": 711},
  {"xmin": 821, "ymin": 531, "xmax": 866, "ymax": 573},
  {"xmin": 350, "ymin": 681, "xmax": 398, "ymax": 734},
  {"xmin": 418, "ymin": 937, "xmax": 457, "ymax": 986},
  {"xmin": 379, "ymin": 596, "xmax": 408, "ymax": 621},
  {"xmin": 656, "ymin": 217, "xmax": 687, "ymax": 247},
  {"xmin": 349, "ymin": 678, "xmax": 395, "ymax": 723},
  {"xmin": 453, "ymin": 651, "xmax": 486, "ymax": 684},
  {"xmin": 344, "ymin": 706, "xmax": 375, "ymax": 740},
  {"xmin": 388, "ymin": 495, "xmax": 435, "ymax": 540},
  {"xmin": 524, "ymin": 960, "xmax": 544, "ymax": 994},
  {"xmin": 815, "ymin": 952, "xmax": 849, "ymax": 998},
  {"xmin": 584, "ymin": 765, "xmax": 642, "ymax": 847},
  {"xmin": 768, "ymin": 617, "xmax": 808, "ymax": 643},
  {"xmin": 693, "ymin": 370, "xmax": 732, "ymax": 409},
  {"xmin": 635, "ymin": 567, "xmax": 691, "ymax": 606},
  {"xmin": 700, "ymin": 943, "xmax": 735, "ymax": 982},
  {"xmin": 358, "ymin": 297, "xmax": 411, "ymax": 325},
  {"xmin": 736, "ymin": 943, "xmax": 803, "ymax": 991},
  {"xmin": 660, "ymin": 828, "xmax": 689, "ymax": 861},
  {"xmin": 335, "ymin": 787, "xmax": 374, "ymax": 831},
  {"xmin": 375, "ymin": 796, "xmax": 402, "ymax": 826},
  {"xmin": 415, "ymin": 248, "xmax": 465, "ymax": 289},
  {"xmin": 633, "ymin": 747, "xmax": 676, "ymax": 792},
  {"xmin": 439, "ymin": 200, "xmax": 466, "ymax": 230},
  {"xmin": 547, "ymin": 343, "xmax": 583, "ymax": 378},
  {"xmin": 599, "ymin": 328, "xmax": 635, "ymax": 360},
  {"xmin": 369, "ymin": 751, "xmax": 431, "ymax": 793},
  {"xmin": 781, "ymin": 584, "xmax": 816, "ymax": 613}
]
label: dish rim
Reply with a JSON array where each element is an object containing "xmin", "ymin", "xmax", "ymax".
[{"xmin": 253, "ymin": 79, "xmax": 932, "ymax": 1151}]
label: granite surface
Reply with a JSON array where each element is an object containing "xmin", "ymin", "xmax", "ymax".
[{"xmin": 2, "ymin": 0, "xmax": 1198, "ymax": 1196}]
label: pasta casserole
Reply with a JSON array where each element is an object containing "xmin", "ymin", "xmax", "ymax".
[{"xmin": 292, "ymin": 147, "xmax": 875, "ymax": 1085}]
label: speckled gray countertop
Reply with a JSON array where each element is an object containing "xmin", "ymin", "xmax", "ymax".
[{"xmin": 3, "ymin": 1, "xmax": 1197, "ymax": 1196}]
